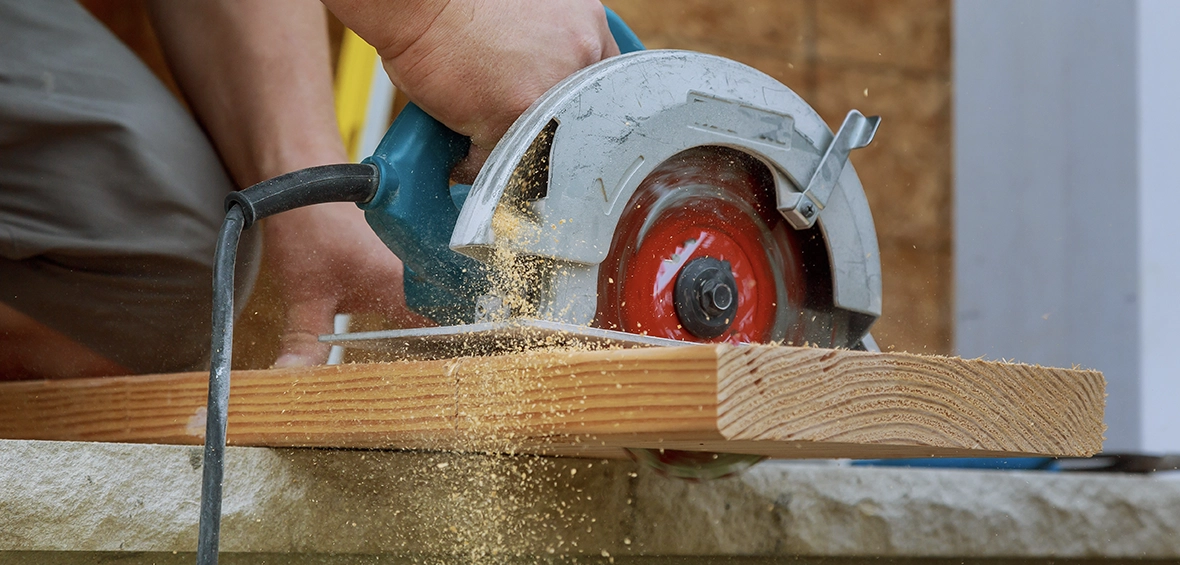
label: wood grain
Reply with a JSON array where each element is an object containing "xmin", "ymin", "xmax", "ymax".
[{"xmin": 0, "ymin": 345, "xmax": 1105, "ymax": 458}]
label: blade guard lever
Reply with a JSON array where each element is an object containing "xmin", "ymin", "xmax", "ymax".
[
  {"xmin": 778, "ymin": 110, "xmax": 880, "ymax": 230},
  {"xmin": 358, "ymin": 8, "xmax": 643, "ymax": 324}
]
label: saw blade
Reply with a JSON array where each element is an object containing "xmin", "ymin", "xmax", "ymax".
[
  {"xmin": 592, "ymin": 146, "xmax": 851, "ymax": 479},
  {"xmin": 595, "ymin": 146, "xmax": 833, "ymax": 346}
]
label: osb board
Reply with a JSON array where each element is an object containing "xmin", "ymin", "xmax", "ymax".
[{"xmin": 0, "ymin": 345, "xmax": 1105, "ymax": 459}]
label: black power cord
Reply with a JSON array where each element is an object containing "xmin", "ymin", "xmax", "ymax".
[{"xmin": 197, "ymin": 163, "xmax": 380, "ymax": 565}]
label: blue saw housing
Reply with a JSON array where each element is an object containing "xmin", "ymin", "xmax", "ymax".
[
  {"xmin": 359, "ymin": 103, "xmax": 482, "ymax": 325},
  {"xmin": 359, "ymin": 8, "xmax": 643, "ymax": 324}
]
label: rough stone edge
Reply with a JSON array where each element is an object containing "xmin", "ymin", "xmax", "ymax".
[{"xmin": 4, "ymin": 439, "xmax": 1178, "ymax": 558}]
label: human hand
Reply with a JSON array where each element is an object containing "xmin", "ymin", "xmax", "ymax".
[
  {"xmin": 264, "ymin": 202, "xmax": 433, "ymax": 367},
  {"xmin": 324, "ymin": 0, "xmax": 620, "ymax": 180}
]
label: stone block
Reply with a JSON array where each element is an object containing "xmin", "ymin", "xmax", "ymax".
[{"xmin": 4, "ymin": 440, "xmax": 1180, "ymax": 560}]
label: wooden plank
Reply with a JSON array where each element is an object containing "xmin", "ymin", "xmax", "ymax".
[{"xmin": 0, "ymin": 344, "xmax": 1105, "ymax": 458}]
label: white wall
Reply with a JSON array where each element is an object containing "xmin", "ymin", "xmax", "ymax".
[
  {"xmin": 955, "ymin": 0, "xmax": 1180, "ymax": 453},
  {"xmin": 1138, "ymin": 0, "xmax": 1180, "ymax": 453}
]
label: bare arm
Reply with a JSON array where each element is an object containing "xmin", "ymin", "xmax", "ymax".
[
  {"xmin": 151, "ymin": 0, "xmax": 617, "ymax": 182},
  {"xmin": 149, "ymin": 0, "xmax": 427, "ymax": 367},
  {"xmin": 147, "ymin": 0, "xmax": 345, "ymax": 184},
  {"xmin": 145, "ymin": 0, "xmax": 618, "ymax": 366}
]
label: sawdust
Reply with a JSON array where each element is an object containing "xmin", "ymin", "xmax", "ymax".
[
  {"xmin": 343, "ymin": 118, "xmax": 637, "ymax": 560},
  {"xmin": 400, "ymin": 457, "xmax": 607, "ymax": 562},
  {"xmin": 487, "ymin": 206, "xmax": 545, "ymax": 321},
  {"xmin": 342, "ymin": 210, "xmax": 624, "ymax": 562},
  {"xmin": 348, "ymin": 348, "xmax": 628, "ymax": 563},
  {"xmin": 291, "ymin": 443, "xmax": 632, "ymax": 563},
  {"xmin": 390, "ymin": 192, "xmax": 630, "ymax": 560},
  {"xmin": 444, "ymin": 359, "xmax": 589, "ymax": 560},
  {"xmin": 479, "ymin": 117, "xmax": 569, "ymax": 326},
  {"xmin": 308, "ymin": 348, "xmax": 632, "ymax": 561}
]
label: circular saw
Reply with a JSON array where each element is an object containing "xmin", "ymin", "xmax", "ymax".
[
  {"xmin": 222, "ymin": 15, "xmax": 884, "ymax": 482},
  {"xmin": 443, "ymin": 49, "xmax": 882, "ymax": 479},
  {"xmin": 452, "ymin": 49, "xmax": 882, "ymax": 347},
  {"xmin": 346, "ymin": 48, "xmax": 883, "ymax": 349}
]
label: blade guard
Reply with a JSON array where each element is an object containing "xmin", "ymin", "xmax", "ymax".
[
  {"xmin": 449, "ymin": 50, "xmax": 884, "ymax": 339},
  {"xmin": 357, "ymin": 8, "xmax": 643, "ymax": 324}
]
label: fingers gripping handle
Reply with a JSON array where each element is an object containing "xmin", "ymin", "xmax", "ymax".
[
  {"xmin": 358, "ymin": 8, "xmax": 645, "ymax": 323},
  {"xmin": 361, "ymin": 6, "xmax": 644, "ymax": 211}
]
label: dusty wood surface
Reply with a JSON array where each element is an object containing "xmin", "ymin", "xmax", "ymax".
[{"xmin": 0, "ymin": 344, "xmax": 1105, "ymax": 458}]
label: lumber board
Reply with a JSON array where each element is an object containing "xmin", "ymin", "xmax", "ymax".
[{"xmin": 0, "ymin": 344, "xmax": 1105, "ymax": 459}]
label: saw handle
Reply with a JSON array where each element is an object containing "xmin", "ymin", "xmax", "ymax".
[
  {"xmin": 359, "ymin": 103, "xmax": 486, "ymax": 324},
  {"xmin": 605, "ymin": 6, "xmax": 645, "ymax": 54},
  {"xmin": 359, "ymin": 7, "xmax": 644, "ymax": 324}
]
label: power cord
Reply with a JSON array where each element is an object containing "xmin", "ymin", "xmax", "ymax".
[{"xmin": 197, "ymin": 163, "xmax": 380, "ymax": 565}]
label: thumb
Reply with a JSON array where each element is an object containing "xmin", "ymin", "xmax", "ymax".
[{"xmin": 273, "ymin": 297, "xmax": 336, "ymax": 368}]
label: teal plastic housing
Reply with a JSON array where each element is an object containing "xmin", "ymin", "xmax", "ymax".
[
  {"xmin": 359, "ymin": 103, "xmax": 485, "ymax": 324},
  {"xmin": 360, "ymin": 8, "xmax": 644, "ymax": 324}
]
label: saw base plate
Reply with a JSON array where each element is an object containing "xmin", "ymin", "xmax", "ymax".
[{"xmin": 321, "ymin": 319, "xmax": 687, "ymax": 361}]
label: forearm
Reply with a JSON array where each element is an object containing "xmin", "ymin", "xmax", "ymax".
[
  {"xmin": 321, "ymin": 0, "xmax": 616, "ymax": 152},
  {"xmin": 318, "ymin": 0, "xmax": 446, "ymax": 60},
  {"xmin": 148, "ymin": 0, "xmax": 346, "ymax": 187}
]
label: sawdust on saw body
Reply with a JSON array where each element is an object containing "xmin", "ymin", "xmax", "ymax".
[
  {"xmin": 479, "ymin": 187, "xmax": 607, "ymax": 352},
  {"xmin": 488, "ymin": 205, "xmax": 544, "ymax": 321},
  {"xmin": 481, "ymin": 122, "xmax": 588, "ymax": 328}
]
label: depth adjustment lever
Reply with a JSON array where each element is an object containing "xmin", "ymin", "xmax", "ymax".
[{"xmin": 779, "ymin": 110, "xmax": 880, "ymax": 229}]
